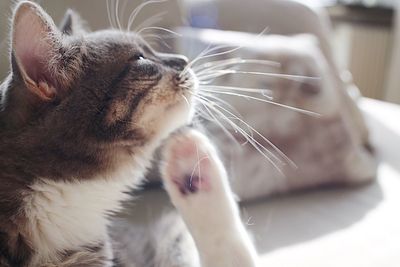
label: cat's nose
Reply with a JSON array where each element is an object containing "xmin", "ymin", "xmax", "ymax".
[{"xmin": 161, "ymin": 54, "xmax": 188, "ymax": 71}]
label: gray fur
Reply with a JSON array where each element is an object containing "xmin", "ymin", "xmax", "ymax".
[
  {"xmin": 111, "ymin": 212, "xmax": 199, "ymax": 267},
  {"xmin": 0, "ymin": 1, "xmax": 193, "ymax": 266}
]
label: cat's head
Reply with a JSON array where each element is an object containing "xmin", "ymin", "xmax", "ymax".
[{"xmin": 1, "ymin": 1, "xmax": 196, "ymax": 150}]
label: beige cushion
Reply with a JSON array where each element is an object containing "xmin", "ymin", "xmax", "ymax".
[{"xmin": 175, "ymin": 27, "xmax": 376, "ymax": 200}]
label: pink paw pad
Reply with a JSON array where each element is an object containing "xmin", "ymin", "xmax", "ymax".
[
  {"xmin": 163, "ymin": 130, "xmax": 217, "ymax": 196},
  {"xmin": 173, "ymin": 173, "xmax": 211, "ymax": 196}
]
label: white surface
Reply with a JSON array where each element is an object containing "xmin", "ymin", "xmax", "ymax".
[
  {"xmin": 252, "ymin": 98, "xmax": 400, "ymax": 266},
  {"xmin": 256, "ymin": 163, "xmax": 400, "ymax": 267}
]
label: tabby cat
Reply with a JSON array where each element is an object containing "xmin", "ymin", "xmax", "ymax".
[{"xmin": 0, "ymin": 1, "xmax": 257, "ymax": 266}]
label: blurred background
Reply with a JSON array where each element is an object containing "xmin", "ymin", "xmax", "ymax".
[{"xmin": 1, "ymin": 1, "xmax": 399, "ymax": 266}]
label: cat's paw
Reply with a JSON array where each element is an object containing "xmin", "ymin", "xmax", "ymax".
[
  {"xmin": 161, "ymin": 129, "xmax": 228, "ymax": 206},
  {"xmin": 161, "ymin": 130, "xmax": 258, "ymax": 267}
]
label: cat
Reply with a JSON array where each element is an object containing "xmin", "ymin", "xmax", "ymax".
[{"xmin": 0, "ymin": 1, "xmax": 257, "ymax": 266}]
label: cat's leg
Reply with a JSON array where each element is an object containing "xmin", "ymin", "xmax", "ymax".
[
  {"xmin": 45, "ymin": 238, "xmax": 114, "ymax": 267},
  {"xmin": 151, "ymin": 212, "xmax": 200, "ymax": 267},
  {"xmin": 161, "ymin": 129, "xmax": 258, "ymax": 267}
]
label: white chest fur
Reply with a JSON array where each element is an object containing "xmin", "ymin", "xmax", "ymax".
[{"xmin": 23, "ymin": 163, "xmax": 141, "ymax": 261}]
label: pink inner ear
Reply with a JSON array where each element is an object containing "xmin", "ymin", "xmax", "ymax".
[
  {"xmin": 17, "ymin": 44, "xmax": 47, "ymax": 83},
  {"xmin": 13, "ymin": 4, "xmax": 57, "ymax": 86}
]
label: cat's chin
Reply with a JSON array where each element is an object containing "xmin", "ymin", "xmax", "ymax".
[
  {"xmin": 163, "ymin": 96, "xmax": 195, "ymax": 134},
  {"xmin": 169, "ymin": 68, "xmax": 198, "ymax": 126}
]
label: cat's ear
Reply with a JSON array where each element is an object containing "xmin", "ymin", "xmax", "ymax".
[
  {"xmin": 11, "ymin": 1, "xmax": 62, "ymax": 101},
  {"xmin": 59, "ymin": 9, "xmax": 89, "ymax": 36}
]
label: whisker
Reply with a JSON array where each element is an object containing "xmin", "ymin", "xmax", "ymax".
[
  {"xmin": 136, "ymin": 26, "xmax": 182, "ymax": 37},
  {"xmin": 195, "ymin": 94, "xmax": 281, "ymax": 161},
  {"xmin": 196, "ymin": 97, "xmax": 285, "ymax": 173},
  {"xmin": 127, "ymin": 0, "xmax": 167, "ymax": 32},
  {"xmin": 200, "ymin": 88, "xmax": 320, "ymax": 117},
  {"xmin": 193, "ymin": 57, "xmax": 243, "ymax": 71},
  {"xmin": 194, "ymin": 108, "xmax": 216, "ymax": 122},
  {"xmin": 188, "ymin": 91, "xmax": 241, "ymax": 139},
  {"xmin": 194, "ymin": 58, "xmax": 280, "ymax": 74},
  {"xmin": 193, "ymin": 57, "xmax": 244, "ymax": 72},
  {"xmin": 115, "ymin": 0, "xmax": 123, "ymax": 31},
  {"xmin": 200, "ymin": 95, "xmax": 297, "ymax": 169},
  {"xmin": 180, "ymin": 94, "xmax": 191, "ymax": 109},
  {"xmin": 141, "ymin": 33, "xmax": 178, "ymax": 40},
  {"xmin": 180, "ymin": 44, "xmax": 241, "ymax": 78},
  {"xmin": 141, "ymin": 34, "xmax": 172, "ymax": 49},
  {"xmin": 182, "ymin": 27, "xmax": 269, "ymax": 76},
  {"xmin": 193, "ymin": 95, "xmax": 242, "ymax": 146},
  {"xmin": 198, "ymin": 92, "xmax": 244, "ymax": 117},
  {"xmin": 188, "ymin": 46, "xmax": 243, "ymax": 69},
  {"xmin": 200, "ymin": 85, "xmax": 274, "ymax": 100},
  {"xmin": 194, "ymin": 142, "xmax": 202, "ymax": 188},
  {"xmin": 179, "ymin": 43, "xmax": 214, "ymax": 78},
  {"xmin": 134, "ymin": 11, "xmax": 168, "ymax": 32},
  {"xmin": 197, "ymin": 93, "xmax": 254, "ymax": 145},
  {"xmin": 189, "ymin": 155, "xmax": 208, "ymax": 188},
  {"xmin": 190, "ymin": 93, "xmax": 222, "ymax": 123},
  {"xmin": 197, "ymin": 70, "xmax": 320, "ymax": 84},
  {"xmin": 106, "ymin": 0, "xmax": 116, "ymax": 29},
  {"xmin": 119, "ymin": 0, "xmax": 130, "ymax": 26},
  {"xmin": 194, "ymin": 107, "xmax": 218, "ymax": 122}
]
